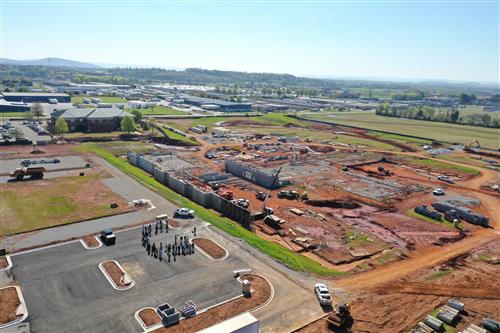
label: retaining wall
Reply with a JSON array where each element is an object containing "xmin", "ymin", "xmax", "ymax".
[{"xmin": 127, "ymin": 151, "xmax": 253, "ymax": 229}]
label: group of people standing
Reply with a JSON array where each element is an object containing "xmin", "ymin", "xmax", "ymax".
[{"xmin": 141, "ymin": 222, "xmax": 198, "ymax": 263}]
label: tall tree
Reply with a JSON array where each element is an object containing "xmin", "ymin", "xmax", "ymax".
[
  {"xmin": 54, "ymin": 118, "xmax": 69, "ymax": 138},
  {"xmin": 121, "ymin": 115, "xmax": 136, "ymax": 134},
  {"xmin": 30, "ymin": 103, "xmax": 44, "ymax": 121}
]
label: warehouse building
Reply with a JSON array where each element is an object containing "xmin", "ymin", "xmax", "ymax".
[
  {"xmin": 0, "ymin": 99, "xmax": 30, "ymax": 112},
  {"xmin": 1, "ymin": 92, "xmax": 71, "ymax": 103},
  {"xmin": 51, "ymin": 107, "xmax": 131, "ymax": 132},
  {"xmin": 183, "ymin": 96, "xmax": 251, "ymax": 112}
]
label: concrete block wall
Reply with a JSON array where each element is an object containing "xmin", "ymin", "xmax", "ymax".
[{"xmin": 128, "ymin": 151, "xmax": 253, "ymax": 229}]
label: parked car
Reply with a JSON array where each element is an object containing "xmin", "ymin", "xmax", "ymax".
[
  {"xmin": 100, "ymin": 228, "xmax": 116, "ymax": 245},
  {"xmin": 173, "ymin": 208, "xmax": 195, "ymax": 218},
  {"xmin": 433, "ymin": 188, "xmax": 445, "ymax": 196},
  {"xmin": 314, "ymin": 283, "xmax": 332, "ymax": 306},
  {"xmin": 437, "ymin": 175, "xmax": 455, "ymax": 184}
]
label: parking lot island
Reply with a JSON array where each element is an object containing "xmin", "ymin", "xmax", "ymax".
[
  {"xmin": 99, "ymin": 260, "xmax": 135, "ymax": 290},
  {"xmin": 192, "ymin": 238, "xmax": 228, "ymax": 260}
]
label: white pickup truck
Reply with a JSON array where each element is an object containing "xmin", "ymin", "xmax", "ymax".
[{"xmin": 173, "ymin": 208, "xmax": 195, "ymax": 218}]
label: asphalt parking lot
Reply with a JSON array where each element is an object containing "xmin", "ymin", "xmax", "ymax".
[
  {"xmin": 0, "ymin": 155, "xmax": 87, "ymax": 174},
  {"xmin": 11, "ymin": 226, "xmax": 243, "ymax": 333}
]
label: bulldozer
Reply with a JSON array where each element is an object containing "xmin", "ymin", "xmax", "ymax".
[{"xmin": 326, "ymin": 303, "xmax": 351, "ymax": 329}]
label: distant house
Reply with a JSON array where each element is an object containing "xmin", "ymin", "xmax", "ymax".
[{"xmin": 51, "ymin": 107, "xmax": 132, "ymax": 132}]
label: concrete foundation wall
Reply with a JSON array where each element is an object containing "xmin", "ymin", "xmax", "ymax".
[{"xmin": 128, "ymin": 151, "xmax": 253, "ymax": 229}]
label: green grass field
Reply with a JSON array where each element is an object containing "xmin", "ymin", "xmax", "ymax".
[
  {"xmin": 0, "ymin": 112, "xmax": 37, "ymax": 119},
  {"xmin": 302, "ymin": 111, "xmax": 500, "ymax": 150},
  {"xmin": 161, "ymin": 127, "xmax": 198, "ymax": 145},
  {"xmin": 403, "ymin": 157, "xmax": 480, "ymax": 176},
  {"xmin": 128, "ymin": 106, "xmax": 188, "ymax": 116},
  {"xmin": 75, "ymin": 143, "xmax": 344, "ymax": 276},
  {"xmin": 64, "ymin": 131, "xmax": 125, "ymax": 139},
  {"xmin": 0, "ymin": 174, "xmax": 130, "ymax": 235},
  {"xmin": 71, "ymin": 96, "xmax": 128, "ymax": 104}
]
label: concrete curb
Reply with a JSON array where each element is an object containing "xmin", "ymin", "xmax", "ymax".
[
  {"xmin": 98, "ymin": 260, "xmax": 135, "ymax": 291},
  {"xmin": 0, "ymin": 285, "xmax": 28, "ymax": 329},
  {"xmin": 236, "ymin": 274, "xmax": 275, "ymax": 312},
  {"xmin": 0, "ymin": 255, "xmax": 13, "ymax": 272},
  {"xmin": 192, "ymin": 237, "xmax": 229, "ymax": 262},
  {"xmin": 134, "ymin": 307, "xmax": 162, "ymax": 332},
  {"xmin": 80, "ymin": 236, "xmax": 103, "ymax": 250},
  {"xmin": 286, "ymin": 311, "xmax": 331, "ymax": 333}
]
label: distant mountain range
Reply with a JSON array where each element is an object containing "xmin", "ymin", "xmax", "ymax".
[{"xmin": 0, "ymin": 57, "xmax": 100, "ymax": 69}]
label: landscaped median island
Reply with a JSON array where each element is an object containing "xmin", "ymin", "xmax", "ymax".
[
  {"xmin": 0, "ymin": 256, "xmax": 9, "ymax": 269},
  {"xmin": 192, "ymin": 238, "xmax": 227, "ymax": 260},
  {"xmin": 153, "ymin": 274, "xmax": 271, "ymax": 333},
  {"xmin": 100, "ymin": 260, "xmax": 135, "ymax": 290},
  {"xmin": 76, "ymin": 144, "xmax": 344, "ymax": 276},
  {"xmin": 137, "ymin": 308, "xmax": 161, "ymax": 329},
  {"xmin": 81, "ymin": 234, "xmax": 101, "ymax": 249},
  {"xmin": 0, "ymin": 286, "xmax": 25, "ymax": 327}
]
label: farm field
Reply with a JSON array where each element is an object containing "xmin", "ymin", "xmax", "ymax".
[
  {"xmin": 0, "ymin": 173, "xmax": 131, "ymax": 235},
  {"xmin": 71, "ymin": 96, "xmax": 128, "ymax": 104},
  {"xmin": 301, "ymin": 111, "xmax": 500, "ymax": 150}
]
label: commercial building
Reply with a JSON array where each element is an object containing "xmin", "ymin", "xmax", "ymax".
[
  {"xmin": 183, "ymin": 96, "xmax": 251, "ymax": 112},
  {"xmin": 1, "ymin": 92, "xmax": 70, "ymax": 103},
  {"xmin": 51, "ymin": 107, "xmax": 132, "ymax": 132},
  {"xmin": 0, "ymin": 99, "xmax": 30, "ymax": 112}
]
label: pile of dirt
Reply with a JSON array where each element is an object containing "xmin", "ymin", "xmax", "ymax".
[
  {"xmin": 102, "ymin": 261, "xmax": 127, "ymax": 288},
  {"xmin": 0, "ymin": 287, "xmax": 21, "ymax": 324},
  {"xmin": 82, "ymin": 235, "xmax": 99, "ymax": 248},
  {"xmin": 168, "ymin": 220, "xmax": 180, "ymax": 228},
  {"xmin": 305, "ymin": 199, "xmax": 360, "ymax": 209},
  {"xmin": 0, "ymin": 257, "xmax": 8, "ymax": 268},
  {"xmin": 308, "ymin": 145, "xmax": 336, "ymax": 153},
  {"xmin": 31, "ymin": 148, "xmax": 45, "ymax": 154},
  {"xmin": 154, "ymin": 274, "xmax": 271, "ymax": 333},
  {"xmin": 192, "ymin": 238, "xmax": 226, "ymax": 259},
  {"xmin": 138, "ymin": 308, "xmax": 161, "ymax": 328}
]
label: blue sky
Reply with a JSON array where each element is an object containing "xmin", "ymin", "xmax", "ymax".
[{"xmin": 1, "ymin": 1, "xmax": 498, "ymax": 83}]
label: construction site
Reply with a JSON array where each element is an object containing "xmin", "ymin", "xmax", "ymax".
[{"xmin": 1, "ymin": 114, "xmax": 499, "ymax": 333}]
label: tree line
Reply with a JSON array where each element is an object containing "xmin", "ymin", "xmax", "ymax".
[{"xmin": 376, "ymin": 103, "xmax": 500, "ymax": 128}]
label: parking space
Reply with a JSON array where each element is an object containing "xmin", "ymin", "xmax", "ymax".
[
  {"xmin": 0, "ymin": 155, "xmax": 87, "ymax": 174},
  {"xmin": 11, "ymin": 226, "xmax": 243, "ymax": 333}
]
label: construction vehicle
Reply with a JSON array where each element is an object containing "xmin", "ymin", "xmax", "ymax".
[
  {"xmin": 9, "ymin": 167, "xmax": 46, "ymax": 180},
  {"xmin": 326, "ymin": 303, "xmax": 351, "ymax": 328},
  {"xmin": 218, "ymin": 188, "xmax": 234, "ymax": 200},
  {"xmin": 277, "ymin": 190, "xmax": 308, "ymax": 200},
  {"xmin": 260, "ymin": 167, "xmax": 282, "ymax": 217},
  {"xmin": 256, "ymin": 191, "xmax": 267, "ymax": 201}
]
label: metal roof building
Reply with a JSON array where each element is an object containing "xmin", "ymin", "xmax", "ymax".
[
  {"xmin": 1, "ymin": 92, "xmax": 70, "ymax": 103},
  {"xmin": 183, "ymin": 96, "xmax": 251, "ymax": 112}
]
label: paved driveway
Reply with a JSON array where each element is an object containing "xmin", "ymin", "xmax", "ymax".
[{"xmin": 12, "ymin": 227, "xmax": 243, "ymax": 333}]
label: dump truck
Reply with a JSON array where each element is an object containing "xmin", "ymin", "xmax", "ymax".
[
  {"xmin": 326, "ymin": 303, "xmax": 351, "ymax": 328},
  {"xmin": 9, "ymin": 167, "xmax": 46, "ymax": 180}
]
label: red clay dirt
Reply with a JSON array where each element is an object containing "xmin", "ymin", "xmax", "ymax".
[
  {"xmin": 192, "ymin": 238, "xmax": 226, "ymax": 259},
  {"xmin": 102, "ymin": 261, "xmax": 127, "ymax": 288},
  {"xmin": 0, "ymin": 257, "xmax": 8, "ymax": 268},
  {"xmin": 138, "ymin": 308, "xmax": 161, "ymax": 328},
  {"xmin": 0, "ymin": 287, "xmax": 21, "ymax": 324},
  {"xmin": 153, "ymin": 274, "xmax": 271, "ymax": 333},
  {"xmin": 82, "ymin": 235, "xmax": 99, "ymax": 248}
]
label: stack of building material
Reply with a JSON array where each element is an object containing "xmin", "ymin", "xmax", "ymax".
[
  {"xmin": 432, "ymin": 202, "xmax": 489, "ymax": 227},
  {"xmin": 415, "ymin": 205, "xmax": 442, "ymax": 221},
  {"xmin": 437, "ymin": 305, "xmax": 460, "ymax": 325},
  {"xmin": 157, "ymin": 303, "xmax": 180, "ymax": 326},
  {"xmin": 178, "ymin": 302, "xmax": 197, "ymax": 318},
  {"xmin": 481, "ymin": 318, "xmax": 500, "ymax": 332},
  {"xmin": 458, "ymin": 324, "xmax": 488, "ymax": 333},
  {"xmin": 424, "ymin": 315, "xmax": 444, "ymax": 331},
  {"xmin": 447, "ymin": 299, "xmax": 465, "ymax": 312}
]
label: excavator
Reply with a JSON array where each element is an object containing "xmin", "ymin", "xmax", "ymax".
[
  {"xmin": 326, "ymin": 303, "xmax": 352, "ymax": 329},
  {"xmin": 464, "ymin": 140, "xmax": 480, "ymax": 153}
]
